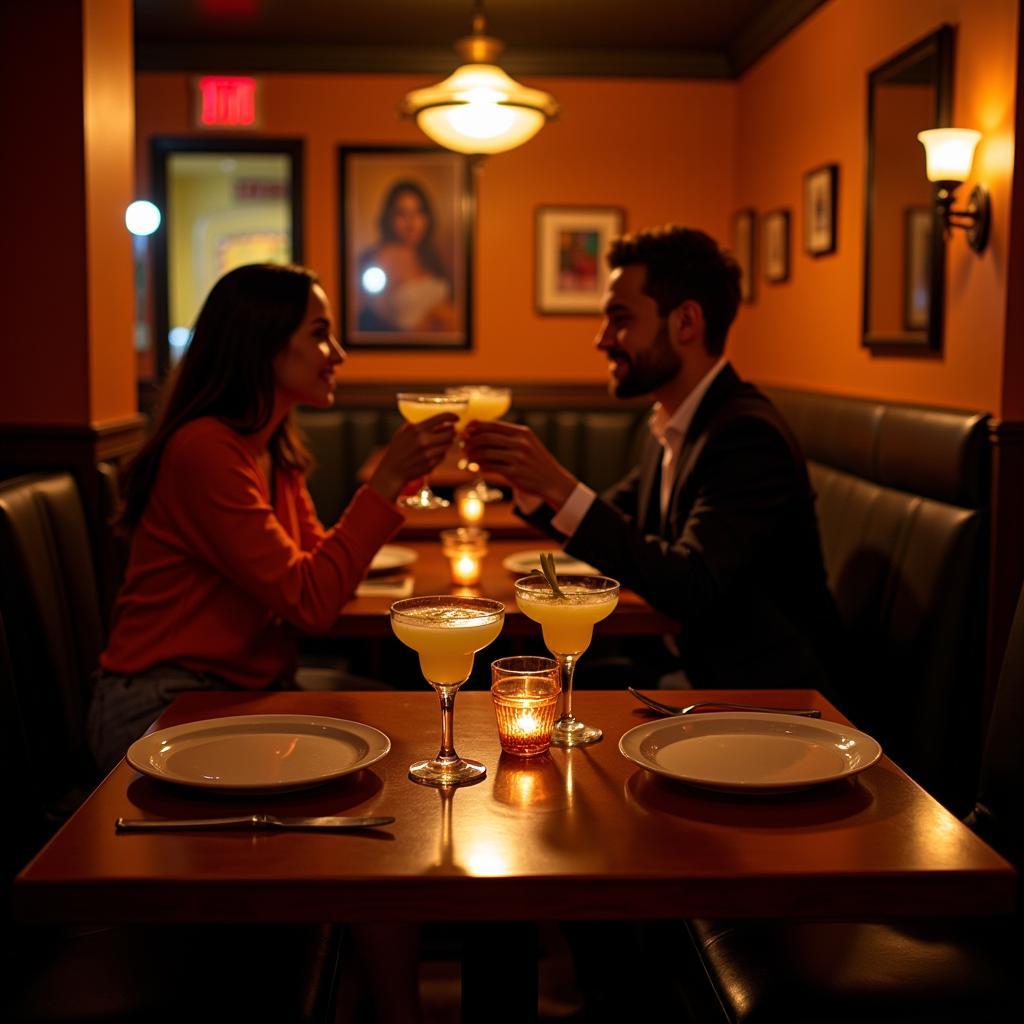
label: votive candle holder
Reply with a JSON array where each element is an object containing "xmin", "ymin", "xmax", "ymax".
[
  {"xmin": 491, "ymin": 656, "xmax": 561, "ymax": 757},
  {"xmin": 440, "ymin": 527, "xmax": 489, "ymax": 587}
]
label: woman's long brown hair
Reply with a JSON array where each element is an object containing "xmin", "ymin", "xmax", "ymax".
[{"xmin": 119, "ymin": 263, "xmax": 316, "ymax": 528}]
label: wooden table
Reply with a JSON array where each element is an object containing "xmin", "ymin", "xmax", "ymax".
[
  {"xmin": 344, "ymin": 539, "xmax": 677, "ymax": 636},
  {"xmin": 16, "ymin": 690, "xmax": 1015, "ymax": 926},
  {"xmin": 397, "ymin": 501, "xmax": 541, "ymax": 540}
]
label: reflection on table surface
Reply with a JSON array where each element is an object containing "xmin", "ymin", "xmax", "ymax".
[
  {"xmin": 342, "ymin": 538, "xmax": 675, "ymax": 636},
  {"xmin": 14, "ymin": 690, "xmax": 1015, "ymax": 927},
  {"xmin": 396, "ymin": 500, "xmax": 541, "ymax": 539}
]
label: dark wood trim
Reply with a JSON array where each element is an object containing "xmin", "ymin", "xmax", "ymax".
[
  {"xmin": 986, "ymin": 419, "xmax": 1024, "ymax": 713},
  {"xmin": 135, "ymin": 43, "xmax": 734, "ymax": 79},
  {"xmin": 133, "ymin": 1, "xmax": 828, "ymax": 80},
  {"xmin": 729, "ymin": 0, "xmax": 831, "ymax": 74}
]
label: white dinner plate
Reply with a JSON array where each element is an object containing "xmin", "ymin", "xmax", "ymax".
[
  {"xmin": 127, "ymin": 715, "xmax": 391, "ymax": 794},
  {"xmin": 501, "ymin": 549, "xmax": 600, "ymax": 577},
  {"xmin": 368, "ymin": 544, "xmax": 418, "ymax": 575},
  {"xmin": 618, "ymin": 713, "xmax": 882, "ymax": 794}
]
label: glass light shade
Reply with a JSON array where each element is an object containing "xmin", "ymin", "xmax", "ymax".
[
  {"xmin": 125, "ymin": 200, "xmax": 161, "ymax": 236},
  {"xmin": 917, "ymin": 128, "xmax": 982, "ymax": 183},
  {"xmin": 403, "ymin": 64, "xmax": 557, "ymax": 155}
]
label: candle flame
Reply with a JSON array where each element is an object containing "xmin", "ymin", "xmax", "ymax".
[{"xmin": 452, "ymin": 553, "xmax": 481, "ymax": 585}]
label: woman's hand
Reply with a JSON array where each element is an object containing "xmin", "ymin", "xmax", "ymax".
[
  {"xmin": 463, "ymin": 421, "xmax": 579, "ymax": 510},
  {"xmin": 367, "ymin": 413, "xmax": 458, "ymax": 503}
]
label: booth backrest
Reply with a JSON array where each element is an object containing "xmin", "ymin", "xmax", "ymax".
[
  {"xmin": 762, "ymin": 387, "xmax": 990, "ymax": 811},
  {"xmin": 0, "ymin": 473, "xmax": 102, "ymax": 816},
  {"xmin": 296, "ymin": 401, "xmax": 648, "ymax": 524}
]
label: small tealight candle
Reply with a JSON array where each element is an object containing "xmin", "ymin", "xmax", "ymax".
[
  {"xmin": 456, "ymin": 486, "xmax": 485, "ymax": 526},
  {"xmin": 452, "ymin": 552, "xmax": 481, "ymax": 586},
  {"xmin": 440, "ymin": 527, "xmax": 490, "ymax": 588},
  {"xmin": 491, "ymin": 656, "xmax": 561, "ymax": 757}
]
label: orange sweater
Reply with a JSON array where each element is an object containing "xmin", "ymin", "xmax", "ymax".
[{"xmin": 101, "ymin": 417, "xmax": 402, "ymax": 687}]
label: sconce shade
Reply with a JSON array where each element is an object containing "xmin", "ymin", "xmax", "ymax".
[
  {"xmin": 402, "ymin": 63, "xmax": 557, "ymax": 155},
  {"xmin": 917, "ymin": 128, "xmax": 982, "ymax": 183}
]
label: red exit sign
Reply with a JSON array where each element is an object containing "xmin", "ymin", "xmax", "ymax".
[{"xmin": 195, "ymin": 76, "xmax": 260, "ymax": 128}]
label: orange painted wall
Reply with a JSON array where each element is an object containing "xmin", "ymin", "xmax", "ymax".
[
  {"xmin": 84, "ymin": 0, "xmax": 137, "ymax": 427},
  {"xmin": 730, "ymin": 0, "xmax": 1018, "ymax": 415},
  {"xmin": 134, "ymin": 72, "xmax": 737, "ymax": 383}
]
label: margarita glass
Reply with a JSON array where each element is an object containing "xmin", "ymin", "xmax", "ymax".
[
  {"xmin": 390, "ymin": 595, "xmax": 505, "ymax": 786},
  {"xmin": 396, "ymin": 392, "xmax": 470, "ymax": 509},
  {"xmin": 446, "ymin": 385, "xmax": 512, "ymax": 502},
  {"xmin": 514, "ymin": 574, "xmax": 620, "ymax": 747}
]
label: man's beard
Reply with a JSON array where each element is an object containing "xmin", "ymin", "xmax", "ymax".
[{"xmin": 607, "ymin": 319, "xmax": 682, "ymax": 398}]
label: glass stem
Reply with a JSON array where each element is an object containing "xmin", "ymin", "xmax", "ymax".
[
  {"xmin": 559, "ymin": 654, "xmax": 578, "ymax": 722},
  {"xmin": 436, "ymin": 686, "xmax": 459, "ymax": 764}
]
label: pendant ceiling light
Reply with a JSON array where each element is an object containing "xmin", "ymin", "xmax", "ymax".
[{"xmin": 400, "ymin": 1, "xmax": 559, "ymax": 155}]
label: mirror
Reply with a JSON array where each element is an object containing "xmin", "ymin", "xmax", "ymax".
[{"xmin": 863, "ymin": 27, "xmax": 951, "ymax": 351}]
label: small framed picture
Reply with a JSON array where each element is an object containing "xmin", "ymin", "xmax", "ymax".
[
  {"xmin": 535, "ymin": 206, "xmax": 624, "ymax": 314},
  {"xmin": 339, "ymin": 146, "xmax": 473, "ymax": 349},
  {"xmin": 732, "ymin": 208, "xmax": 756, "ymax": 303},
  {"xmin": 903, "ymin": 206, "xmax": 935, "ymax": 332},
  {"xmin": 804, "ymin": 163, "xmax": 838, "ymax": 256},
  {"xmin": 762, "ymin": 209, "xmax": 790, "ymax": 284}
]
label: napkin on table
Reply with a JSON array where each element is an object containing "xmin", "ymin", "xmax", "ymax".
[{"xmin": 355, "ymin": 575, "xmax": 415, "ymax": 598}]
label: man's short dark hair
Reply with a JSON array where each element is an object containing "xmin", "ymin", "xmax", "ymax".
[{"xmin": 607, "ymin": 226, "xmax": 742, "ymax": 356}]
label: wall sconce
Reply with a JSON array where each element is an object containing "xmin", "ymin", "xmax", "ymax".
[
  {"xmin": 917, "ymin": 128, "xmax": 990, "ymax": 252},
  {"xmin": 400, "ymin": 1, "xmax": 558, "ymax": 155}
]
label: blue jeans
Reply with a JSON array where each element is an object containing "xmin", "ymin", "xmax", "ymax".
[{"xmin": 88, "ymin": 666, "xmax": 236, "ymax": 774}]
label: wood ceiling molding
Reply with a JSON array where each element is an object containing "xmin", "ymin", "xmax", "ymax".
[{"xmin": 133, "ymin": 0, "xmax": 829, "ymax": 80}]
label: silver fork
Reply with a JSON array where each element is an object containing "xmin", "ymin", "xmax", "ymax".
[{"xmin": 628, "ymin": 687, "xmax": 821, "ymax": 718}]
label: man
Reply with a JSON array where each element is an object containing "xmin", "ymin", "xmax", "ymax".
[{"xmin": 464, "ymin": 226, "xmax": 842, "ymax": 692}]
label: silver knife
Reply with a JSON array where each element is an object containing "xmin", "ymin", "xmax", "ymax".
[{"xmin": 116, "ymin": 814, "xmax": 394, "ymax": 832}]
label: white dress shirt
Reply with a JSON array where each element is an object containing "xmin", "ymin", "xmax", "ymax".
[{"xmin": 520, "ymin": 358, "xmax": 728, "ymax": 536}]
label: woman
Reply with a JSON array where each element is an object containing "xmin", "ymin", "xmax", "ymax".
[
  {"xmin": 358, "ymin": 179, "xmax": 456, "ymax": 333},
  {"xmin": 89, "ymin": 263, "xmax": 456, "ymax": 772}
]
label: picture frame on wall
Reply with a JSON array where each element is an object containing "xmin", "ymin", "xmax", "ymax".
[
  {"xmin": 535, "ymin": 206, "xmax": 624, "ymax": 314},
  {"xmin": 762, "ymin": 209, "xmax": 790, "ymax": 284},
  {"xmin": 732, "ymin": 208, "xmax": 756, "ymax": 303},
  {"xmin": 804, "ymin": 163, "xmax": 838, "ymax": 256},
  {"xmin": 338, "ymin": 146, "xmax": 473, "ymax": 349},
  {"xmin": 903, "ymin": 206, "xmax": 935, "ymax": 332}
]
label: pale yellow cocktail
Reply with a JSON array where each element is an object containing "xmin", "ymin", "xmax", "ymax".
[
  {"xmin": 514, "ymin": 573, "xmax": 620, "ymax": 747},
  {"xmin": 465, "ymin": 388, "xmax": 511, "ymax": 422},
  {"xmin": 515, "ymin": 584, "xmax": 618, "ymax": 656},
  {"xmin": 446, "ymin": 385, "xmax": 512, "ymax": 501},
  {"xmin": 395, "ymin": 392, "xmax": 469, "ymax": 509},
  {"xmin": 390, "ymin": 595, "xmax": 505, "ymax": 786},
  {"xmin": 391, "ymin": 603, "xmax": 504, "ymax": 687},
  {"xmin": 398, "ymin": 394, "xmax": 468, "ymax": 424}
]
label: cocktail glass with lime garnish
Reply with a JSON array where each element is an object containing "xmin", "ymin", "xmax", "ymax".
[{"xmin": 514, "ymin": 572, "xmax": 619, "ymax": 747}]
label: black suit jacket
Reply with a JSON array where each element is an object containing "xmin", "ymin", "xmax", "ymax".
[{"xmin": 524, "ymin": 363, "xmax": 843, "ymax": 692}]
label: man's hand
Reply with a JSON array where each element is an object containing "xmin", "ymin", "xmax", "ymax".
[
  {"xmin": 368, "ymin": 413, "xmax": 457, "ymax": 503},
  {"xmin": 463, "ymin": 421, "xmax": 579, "ymax": 510}
]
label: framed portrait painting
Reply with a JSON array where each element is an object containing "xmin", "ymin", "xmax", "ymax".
[
  {"xmin": 762, "ymin": 209, "xmax": 790, "ymax": 284},
  {"xmin": 804, "ymin": 163, "xmax": 838, "ymax": 256},
  {"xmin": 339, "ymin": 146, "xmax": 473, "ymax": 349},
  {"xmin": 732, "ymin": 208, "xmax": 756, "ymax": 303},
  {"xmin": 535, "ymin": 206, "xmax": 624, "ymax": 314}
]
